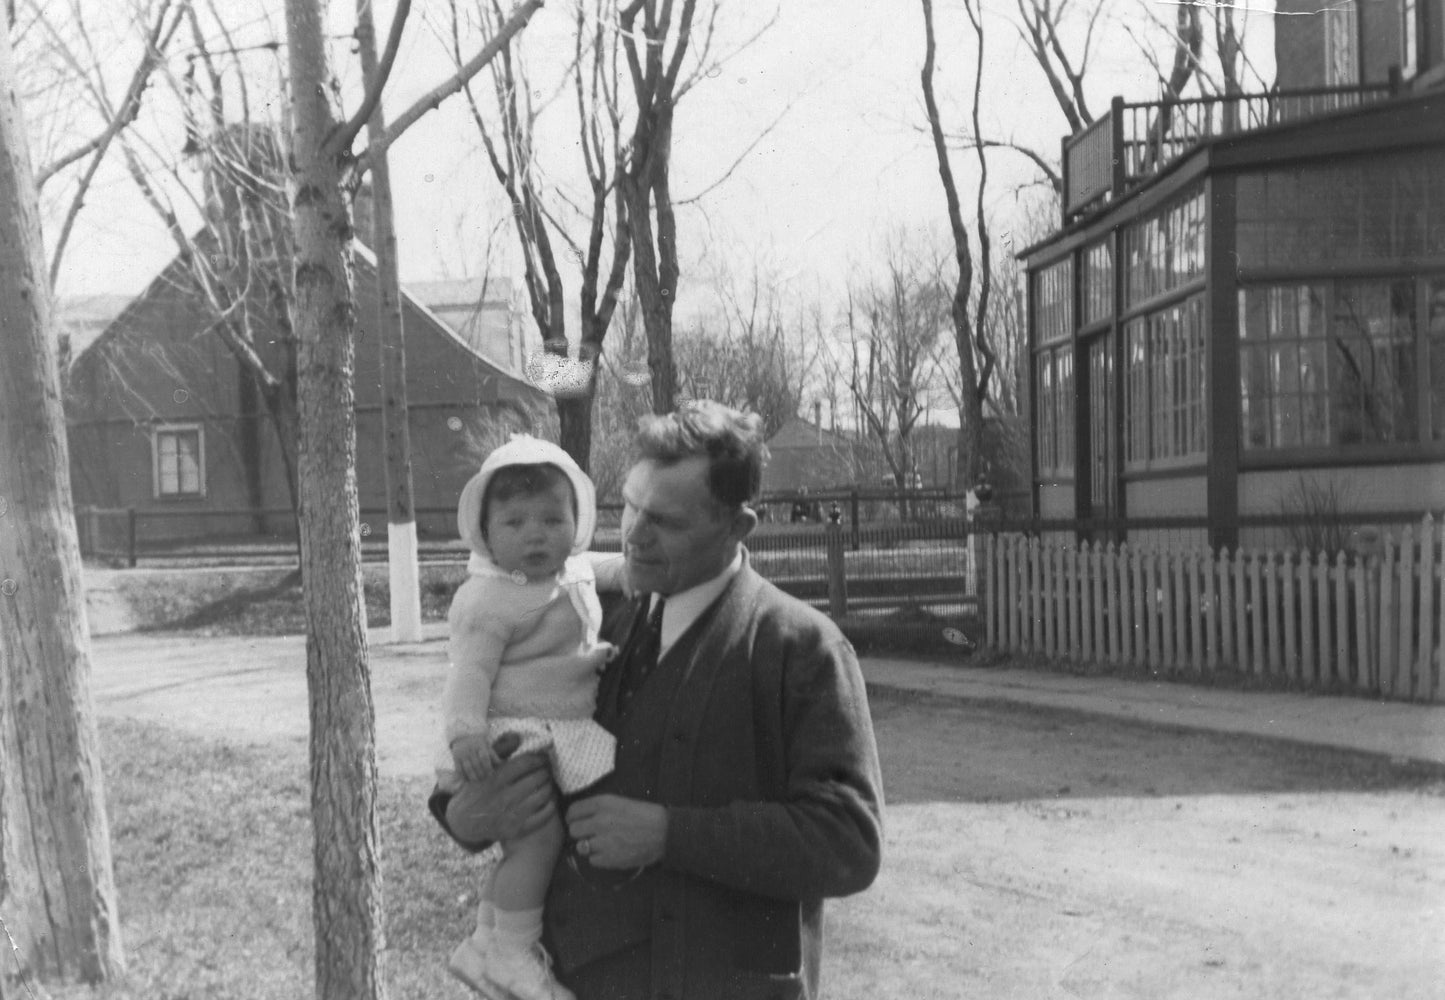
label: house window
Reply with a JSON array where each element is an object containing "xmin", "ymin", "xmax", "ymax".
[
  {"xmin": 1239, "ymin": 279, "xmax": 1434, "ymax": 450},
  {"xmin": 1403, "ymin": 0, "xmax": 1418, "ymax": 76},
  {"xmin": 1035, "ymin": 258, "xmax": 1073, "ymax": 345},
  {"xmin": 1082, "ymin": 240, "xmax": 1113, "ymax": 328},
  {"xmin": 1124, "ymin": 294, "xmax": 1206, "ymax": 466},
  {"xmin": 1430, "ymin": 279, "xmax": 1445, "ymax": 440},
  {"xmin": 1324, "ymin": 1, "xmax": 1358, "ymax": 86},
  {"xmin": 153, "ymin": 424, "xmax": 205, "ymax": 498},
  {"xmin": 1035, "ymin": 347, "xmax": 1074, "ymax": 477},
  {"xmin": 1123, "ymin": 186, "xmax": 1205, "ymax": 308},
  {"xmin": 1235, "ymin": 149, "xmax": 1445, "ymax": 268}
]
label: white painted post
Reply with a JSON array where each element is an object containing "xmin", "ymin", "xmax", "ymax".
[
  {"xmin": 1030, "ymin": 538, "xmax": 1043, "ymax": 652},
  {"xmin": 1415, "ymin": 515, "xmax": 1435, "ymax": 700},
  {"xmin": 1130, "ymin": 545, "xmax": 1145, "ymax": 666},
  {"xmin": 1396, "ymin": 526, "xmax": 1417, "ymax": 699},
  {"xmin": 1282, "ymin": 550, "xmax": 1297, "ymax": 681},
  {"xmin": 1265, "ymin": 550, "xmax": 1283, "ymax": 679},
  {"xmin": 1188, "ymin": 549, "xmax": 1204, "ymax": 675},
  {"xmin": 1250, "ymin": 552, "xmax": 1265, "ymax": 675},
  {"xmin": 1298, "ymin": 550, "xmax": 1315, "ymax": 686},
  {"xmin": 1159, "ymin": 552, "xmax": 1176, "ymax": 671},
  {"xmin": 1145, "ymin": 551, "xmax": 1161, "ymax": 669},
  {"xmin": 1380, "ymin": 534, "xmax": 1397, "ymax": 698},
  {"xmin": 1350, "ymin": 552, "xmax": 1368, "ymax": 692},
  {"xmin": 1217, "ymin": 548, "xmax": 1233, "ymax": 669},
  {"xmin": 1106, "ymin": 543, "xmax": 1121, "ymax": 665},
  {"xmin": 1233, "ymin": 548, "xmax": 1249, "ymax": 670},
  {"xmin": 1090, "ymin": 544, "xmax": 1105, "ymax": 663},
  {"xmin": 984, "ymin": 533, "xmax": 996, "ymax": 649}
]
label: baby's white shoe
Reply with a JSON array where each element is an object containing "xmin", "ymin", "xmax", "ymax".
[
  {"xmin": 481, "ymin": 941, "xmax": 575, "ymax": 1000},
  {"xmin": 447, "ymin": 933, "xmax": 508, "ymax": 1000}
]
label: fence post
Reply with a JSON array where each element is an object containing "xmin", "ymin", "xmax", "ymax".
[
  {"xmin": 850, "ymin": 490, "xmax": 860, "ymax": 551},
  {"xmin": 825, "ymin": 520, "xmax": 848, "ymax": 620},
  {"xmin": 127, "ymin": 507, "xmax": 138, "ymax": 568},
  {"xmin": 76, "ymin": 505, "xmax": 95, "ymax": 557}
]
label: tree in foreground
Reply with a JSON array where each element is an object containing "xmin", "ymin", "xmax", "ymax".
[
  {"xmin": 281, "ymin": 0, "xmax": 538, "ymax": 996},
  {"xmin": 0, "ymin": 11, "xmax": 122, "ymax": 994}
]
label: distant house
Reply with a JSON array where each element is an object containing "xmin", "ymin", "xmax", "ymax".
[
  {"xmin": 408, "ymin": 276, "xmax": 527, "ymax": 379},
  {"xmin": 65, "ymin": 245, "xmax": 549, "ymax": 543},
  {"xmin": 762, "ymin": 417, "xmax": 862, "ymax": 493},
  {"xmin": 1021, "ymin": 0, "xmax": 1445, "ymax": 546}
]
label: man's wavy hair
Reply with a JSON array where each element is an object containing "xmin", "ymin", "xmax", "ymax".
[{"xmin": 634, "ymin": 401, "xmax": 768, "ymax": 511}]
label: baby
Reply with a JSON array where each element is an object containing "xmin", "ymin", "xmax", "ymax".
[{"xmin": 438, "ymin": 435, "xmax": 622, "ymax": 1000}]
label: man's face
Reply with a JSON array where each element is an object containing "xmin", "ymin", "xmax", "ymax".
[{"xmin": 621, "ymin": 456, "xmax": 754, "ymax": 596}]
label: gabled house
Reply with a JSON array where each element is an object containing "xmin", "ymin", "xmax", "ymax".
[
  {"xmin": 762, "ymin": 416, "xmax": 864, "ymax": 493},
  {"xmin": 406, "ymin": 276, "xmax": 526, "ymax": 379},
  {"xmin": 65, "ymin": 245, "xmax": 548, "ymax": 543},
  {"xmin": 1021, "ymin": 0, "xmax": 1445, "ymax": 547}
]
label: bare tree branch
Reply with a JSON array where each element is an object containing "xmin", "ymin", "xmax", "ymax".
[
  {"xmin": 334, "ymin": 0, "xmax": 411, "ymax": 154},
  {"xmin": 356, "ymin": 0, "xmax": 542, "ymax": 174}
]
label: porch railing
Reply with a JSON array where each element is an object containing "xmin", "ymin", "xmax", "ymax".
[{"xmin": 1062, "ymin": 82, "xmax": 1398, "ymax": 220}]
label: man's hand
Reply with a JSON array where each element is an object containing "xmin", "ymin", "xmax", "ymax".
[
  {"xmin": 445, "ymin": 733, "xmax": 556, "ymax": 844},
  {"xmin": 565, "ymin": 794, "xmax": 668, "ymax": 870}
]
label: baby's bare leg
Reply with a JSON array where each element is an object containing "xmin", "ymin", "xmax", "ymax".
[{"xmin": 492, "ymin": 809, "xmax": 565, "ymax": 913}]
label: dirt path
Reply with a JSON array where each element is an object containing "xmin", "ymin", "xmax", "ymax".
[
  {"xmin": 843, "ymin": 687, "xmax": 1445, "ymax": 1000},
  {"xmin": 89, "ymin": 634, "xmax": 1445, "ymax": 999}
]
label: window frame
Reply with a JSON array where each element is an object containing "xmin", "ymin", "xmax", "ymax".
[
  {"xmin": 1237, "ymin": 272, "xmax": 1445, "ymax": 464},
  {"xmin": 1122, "ymin": 292, "xmax": 1208, "ymax": 472},
  {"xmin": 152, "ymin": 423, "xmax": 206, "ymax": 500}
]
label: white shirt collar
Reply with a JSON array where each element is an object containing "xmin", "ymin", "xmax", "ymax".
[{"xmin": 653, "ymin": 549, "xmax": 743, "ymax": 655}]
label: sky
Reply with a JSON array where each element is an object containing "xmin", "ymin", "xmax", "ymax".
[{"xmin": 35, "ymin": 0, "xmax": 1279, "ymax": 311}]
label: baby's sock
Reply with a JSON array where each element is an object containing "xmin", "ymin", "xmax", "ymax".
[
  {"xmin": 491, "ymin": 906, "xmax": 544, "ymax": 954},
  {"xmin": 471, "ymin": 899, "xmax": 496, "ymax": 942}
]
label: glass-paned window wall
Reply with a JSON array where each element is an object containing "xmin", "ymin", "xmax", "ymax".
[
  {"xmin": 1035, "ymin": 347, "xmax": 1075, "ymax": 476},
  {"xmin": 1036, "ymin": 258, "xmax": 1073, "ymax": 344},
  {"xmin": 1082, "ymin": 240, "xmax": 1113, "ymax": 327},
  {"xmin": 1123, "ymin": 186, "xmax": 1206, "ymax": 307},
  {"xmin": 1430, "ymin": 279, "xmax": 1445, "ymax": 441},
  {"xmin": 1124, "ymin": 294, "xmax": 1207, "ymax": 466},
  {"xmin": 1236, "ymin": 148, "xmax": 1445, "ymax": 268},
  {"xmin": 1239, "ymin": 279, "xmax": 1431, "ymax": 449}
]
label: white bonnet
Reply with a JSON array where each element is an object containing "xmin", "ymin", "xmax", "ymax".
[{"xmin": 456, "ymin": 435, "xmax": 597, "ymax": 558}]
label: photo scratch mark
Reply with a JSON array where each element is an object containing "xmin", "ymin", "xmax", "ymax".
[{"xmin": 0, "ymin": 914, "xmax": 38, "ymax": 999}]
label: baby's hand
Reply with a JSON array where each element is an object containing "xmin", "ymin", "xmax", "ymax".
[
  {"xmin": 585, "ymin": 642, "xmax": 618, "ymax": 671},
  {"xmin": 450, "ymin": 733, "xmax": 499, "ymax": 783}
]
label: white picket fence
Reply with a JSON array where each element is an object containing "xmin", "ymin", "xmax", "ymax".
[{"xmin": 982, "ymin": 513, "xmax": 1445, "ymax": 702}]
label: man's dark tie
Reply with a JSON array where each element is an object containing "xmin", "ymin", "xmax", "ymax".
[{"xmin": 617, "ymin": 596, "xmax": 665, "ymax": 709}]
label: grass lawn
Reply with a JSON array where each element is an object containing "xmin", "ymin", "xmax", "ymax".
[
  {"xmin": 46, "ymin": 719, "xmax": 480, "ymax": 1000},
  {"xmin": 45, "ymin": 719, "xmax": 947, "ymax": 1000}
]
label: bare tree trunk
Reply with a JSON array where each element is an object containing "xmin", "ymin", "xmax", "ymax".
[
  {"xmin": 920, "ymin": 0, "xmax": 986, "ymax": 489},
  {"xmin": 0, "ymin": 20, "xmax": 122, "ymax": 993},
  {"xmin": 357, "ymin": 0, "xmax": 421, "ymax": 643},
  {"xmin": 282, "ymin": 1, "xmax": 385, "ymax": 998},
  {"xmin": 620, "ymin": 0, "xmax": 697, "ymax": 414}
]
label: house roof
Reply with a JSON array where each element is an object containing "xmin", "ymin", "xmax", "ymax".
[
  {"xmin": 351, "ymin": 245, "xmax": 541, "ymax": 403},
  {"xmin": 766, "ymin": 416, "xmax": 855, "ymax": 450},
  {"xmin": 74, "ymin": 237, "xmax": 545, "ymax": 407},
  {"xmin": 57, "ymin": 293, "xmax": 132, "ymax": 357}
]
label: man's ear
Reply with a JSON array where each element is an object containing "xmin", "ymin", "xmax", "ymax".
[{"xmin": 729, "ymin": 504, "xmax": 759, "ymax": 544}]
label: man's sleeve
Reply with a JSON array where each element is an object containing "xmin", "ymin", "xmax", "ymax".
[
  {"xmin": 427, "ymin": 787, "xmax": 491, "ymax": 854},
  {"xmin": 662, "ymin": 632, "xmax": 884, "ymax": 901}
]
